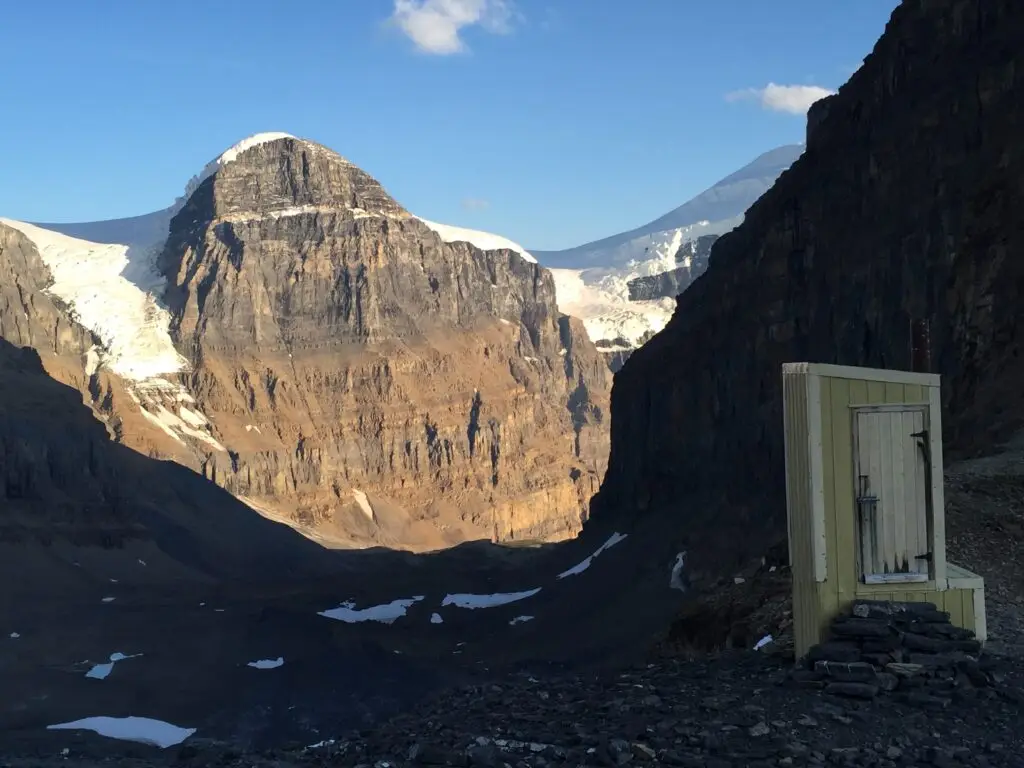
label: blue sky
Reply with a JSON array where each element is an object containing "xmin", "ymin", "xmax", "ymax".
[{"xmin": 0, "ymin": 0, "xmax": 898, "ymax": 250}]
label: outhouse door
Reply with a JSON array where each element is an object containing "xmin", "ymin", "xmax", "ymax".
[{"xmin": 852, "ymin": 405, "xmax": 932, "ymax": 584}]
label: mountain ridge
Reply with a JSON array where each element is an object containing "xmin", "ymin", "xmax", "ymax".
[
  {"xmin": 0, "ymin": 133, "xmax": 611, "ymax": 551},
  {"xmin": 531, "ymin": 143, "xmax": 804, "ymax": 269},
  {"xmin": 532, "ymin": 144, "xmax": 804, "ymax": 366}
]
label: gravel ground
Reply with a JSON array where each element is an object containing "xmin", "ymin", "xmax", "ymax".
[
  {"xmin": 16, "ymin": 651, "xmax": 1021, "ymax": 768},
  {"xmin": 945, "ymin": 460, "xmax": 1024, "ymax": 658},
  {"xmin": 3, "ymin": 455, "xmax": 1021, "ymax": 768}
]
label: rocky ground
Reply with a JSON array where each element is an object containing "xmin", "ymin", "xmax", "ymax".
[
  {"xmin": 8, "ymin": 650, "xmax": 1022, "ymax": 768},
  {"xmin": 944, "ymin": 444, "xmax": 1024, "ymax": 659},
  {"xmin": 2, "ymin": 453, "xmax": 1021, "ymax": 768}
]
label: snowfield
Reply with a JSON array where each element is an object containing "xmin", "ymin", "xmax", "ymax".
[
  {"xmin": 547, "ymin": 221, "xmax": 728, "ymax": 350},
  {"xmin": 0, "ymin": 218, "xmax": 185, "ymax": 381},
  {"xmin": 534, "ymin": 144, "xmax": 805, "ymax": 350},
  {"xmin": 415, "ymin": 217, "xmax": 537, "ymax": 263},
  {"xmin": 550, "ymin": 267, "xmax": 675, "ymax": 350}
]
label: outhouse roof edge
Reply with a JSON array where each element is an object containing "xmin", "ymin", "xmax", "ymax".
[{"xmin": 781, "ymin": 362, "xmax": 940, "ymax": 387}]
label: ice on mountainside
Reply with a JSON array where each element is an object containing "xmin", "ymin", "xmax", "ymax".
[
  {"xmin": 416, "ymin": 217, "xmax": 538, "ymax": 264},
  {"xmin": 0, "ymin": 218, "xmax": 186, "ymax": 380},
  {"xmin": 549, "ymin": 221, "xmax": 729, "ymax": 350}
]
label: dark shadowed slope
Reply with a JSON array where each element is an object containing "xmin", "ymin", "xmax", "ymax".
[
  {"xmin": 590, "ymin": 0, "xmax": 1024, "ymax": 585},
  {"xmin": 0, "ymin": 335, "xmax": 348, "ymax": 593}
]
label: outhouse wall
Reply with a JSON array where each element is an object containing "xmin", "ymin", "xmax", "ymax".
[{"xmin": 784, "ymin": 364, "xmax": 972, "ymax": 658}]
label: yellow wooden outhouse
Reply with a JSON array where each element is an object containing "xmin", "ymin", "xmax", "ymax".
[{"xmin": 781, "ymin": 362, "xmax": 987, "ymax": 659}]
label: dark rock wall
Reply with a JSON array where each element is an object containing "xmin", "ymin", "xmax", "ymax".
[{"xmin": 595, "ymin": 0, "xmax": 1024, "ymax": 575}]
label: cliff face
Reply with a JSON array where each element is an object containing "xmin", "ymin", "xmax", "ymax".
[
  {"xmin": 0, "ymin": 226, "xmax": 338, "ymax": 582},
  {"xmin": 158, "ymin": 138, "xmax": 610, "ymax": 548},
  {"xmin": 596, "ymin": 0, "xmax": 1024, "ymax": 573},
  {"xmin": 0, "ymin": 226, "xmax": 126, "ymax": 540}
]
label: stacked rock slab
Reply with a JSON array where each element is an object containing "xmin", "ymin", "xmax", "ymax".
[{"xmin": 792, "ymin": 600, "xmax": 1007, "ymax": 709}]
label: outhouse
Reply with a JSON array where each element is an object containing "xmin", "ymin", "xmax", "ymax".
[{"xmin": 781, "ymin": 362, "xmax": 987, "ymax": 659}]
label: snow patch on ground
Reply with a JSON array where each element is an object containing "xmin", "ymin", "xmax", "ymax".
[
  {"xmin": 47, "ymin": 716, "xmax": 196, "ymax": 748},
  {"xmin": 247, "ymin": 657, "xmax": 284, "ymax": 669},
  {"xmin": 557, "ymin": 532, "xmax": 628, "ymax": 579},
  {"xmin": 85, "ymin": 652, "xmax": 141, "ymax": 680},
  {"xmin": 441, "ymin": 588, "xmax": 542, "ymax": 609},
  {"xmin": 128, "ymin": 391, "xmax": 225, "ymax": 451},
  {"xmin": 218, "ymin": 204, "xmax": 384, "ymax": 224},
  {"xmin": 416, "ymin": 217, "xmax": 537, "ymax": 264},
  {"xmin": 9, "ymin": 632, "xmax": 20, "ymax": 639},
  {"xmin": 318, "ymin": 597, "xmax": 425, "ymax": 624},
  {"xmin": 670, "ymin": 552, "xmax": 687, "ymax": 592},
  {"xmin": 306, "ymin": 739, "xmax": 338, "ymax": 750},
  {"xmin": 430, "ymin": 613, "xmax": 444, "ymax": 624},
  {"xmin": 509, "ymin": 615, "xmax": 534, "ymax": 625}
]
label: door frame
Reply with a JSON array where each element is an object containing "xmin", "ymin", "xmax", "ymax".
[{"xmin": 850, "ymin": 403, "xmax": 932, "ymax": 584}]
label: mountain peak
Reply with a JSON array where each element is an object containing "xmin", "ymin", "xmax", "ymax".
[
  {"xmin": 215, "ymin": 131, "xmax": 300, "ymax": 162},
  {"xmin": 174, "ymin": 133, "xmax": 406, "ymax": 225},
  {"xmin": 532, "ymin": 143, "xmax": 803, "ymax": 269}
]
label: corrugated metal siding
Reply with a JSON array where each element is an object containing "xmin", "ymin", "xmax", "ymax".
[{"xmin": 782, "ymin": 369, "xmax": 821, "ymax": 658}]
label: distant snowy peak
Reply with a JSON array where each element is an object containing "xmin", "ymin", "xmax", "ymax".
[
  {"xmin": 415, "ymin": 217, "xmax": 537, "ymax": 264},
  {"xmin": 533, "ymin": 144, "xmax": 802, "ymax": 270},
  {"xmin": 531, "ymin": 144, "xmax": 804, "ymax": 363}
]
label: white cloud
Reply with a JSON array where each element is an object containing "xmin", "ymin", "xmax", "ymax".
[
  {"xmin": 461, "ymin": 197, "xmax": 490, "ymax": 210},
  {"xmin": 725, "ymin": 83, "xmax": 835, "ymax": 115},
  {"xmin": 390, "ymin": 0, "xmax": 516, "ymax": 55}
]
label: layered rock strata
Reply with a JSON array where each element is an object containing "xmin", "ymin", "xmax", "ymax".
[
  {"xmin": 158, "ymin": 137, "xmax": 610, "ymax": 548},
  {"xmin": 0, "ymin": 136, "xmax": 611, "ymax": 550}
]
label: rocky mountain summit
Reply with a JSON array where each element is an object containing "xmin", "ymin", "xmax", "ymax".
[{"xmin": 0, "ymin": 134, "xmax": 611, "ymax": 550}]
